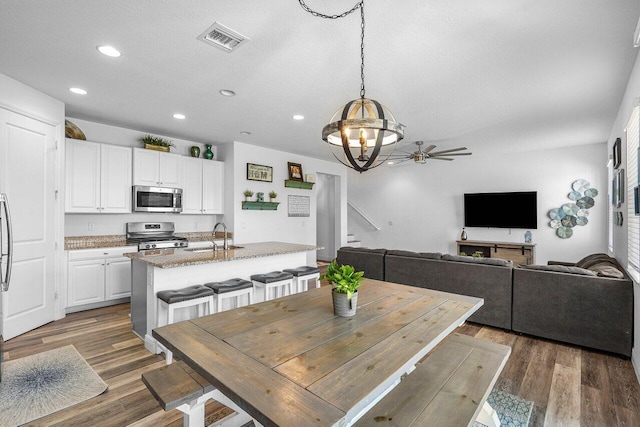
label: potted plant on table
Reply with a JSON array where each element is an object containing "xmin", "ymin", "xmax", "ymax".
[
  {"xmin": 139, "ymin": 135, "xmax": 174, "ymax": 152},
  {"xmin": 321, "ymin": 259, "xmax": 364, "ymax": 317}
]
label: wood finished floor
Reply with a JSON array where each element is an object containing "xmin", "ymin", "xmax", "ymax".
[{"xmin": 3, "ymin": 301, "xmax": 640, "ymax": 426}]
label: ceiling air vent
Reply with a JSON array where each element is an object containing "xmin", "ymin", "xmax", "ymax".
[{"xmin": 197, "ymin": 22, "xmax": 249, "ymax": 52}]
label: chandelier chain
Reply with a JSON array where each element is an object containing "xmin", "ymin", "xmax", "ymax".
[
  {"xmin": 297, "ymin": 0, "xmax": 362, "ymax": 20},
  {"xmin": 297, "ymin": 0, "xmax": 366, "ymax": 99}
]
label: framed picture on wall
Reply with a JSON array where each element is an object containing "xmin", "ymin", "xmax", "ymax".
[
  {"xmin": 613, "ymin": 168, "xmax": 625, "ymax": 207},
  {"xmin": 613, "ymin": 138, "xmax": 621, "ymax": 169},
  {"xmin": 288, "ymin": 162, "xmax": 303, "ymax": 181}
]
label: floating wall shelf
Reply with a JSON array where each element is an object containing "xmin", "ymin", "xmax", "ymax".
[
  {"xmin": 284, "ymin": 180, "xmax": 314, "ymax": 190},
  {"xmin": 242, "ymin": 201, "xmax": 280, "ymax": 210}
]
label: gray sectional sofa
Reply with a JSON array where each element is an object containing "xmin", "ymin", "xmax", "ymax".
[{"xmin": 336, "ymin": 247, "xmax": 634, "ymax": 357}]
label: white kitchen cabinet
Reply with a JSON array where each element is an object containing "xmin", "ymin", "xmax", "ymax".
[
  {"xmin": 65, "ymin": 139, "xmax": 132, "ymax": 213},
  {"xmin": 67, "ymin": 246, "xmax": 137, "ymax": 311},
  {"xmin": 203, "ymin": 160, "xmax": 224, "ymax": 214},
  {"xmin": 133, "ymin": 147, "xmax": 182, "ymax": 188},
  {"xmin": 181, "ymin": 157, "xmax": 224, "ymax": 214}
]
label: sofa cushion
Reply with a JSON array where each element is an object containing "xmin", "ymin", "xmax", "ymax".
[
  {"xmin": 519, "ymin": 264, "xmax": 597, "ymax": 276},
  {"xmin": 387, "ymin": 250, "xmax": 442, "ymax": 260},
  {"xmin": 441, "ymin": 254, "xmax": 512, "ymax": 267},
  {"xmin": 588, "ymin": 263, "xmax": 625, "ymax": 279}
]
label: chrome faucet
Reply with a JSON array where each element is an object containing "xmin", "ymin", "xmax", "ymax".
[{"xmin": 213, "ymin": 222, "xmax": 229, "ymax": 250}]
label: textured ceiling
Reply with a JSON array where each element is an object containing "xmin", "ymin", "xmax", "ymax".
[{"xmin": 1, "ymin": 0, "xmax": 639, "ymax": 162}]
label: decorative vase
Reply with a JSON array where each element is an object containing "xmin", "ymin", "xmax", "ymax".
[
  {"xmin": 190, "ymin": 146, "xmax": 200, "ymax": 158},
  {"xmin": 461, "ymin": 227, "xmax": 468, "ymax": 240},
  {"xmin": 332, "ymin": 289, "xmax": 358, "ymax": 317},
  {"xmin": 203, "ymin": 144, "xmax": 214, "ymax": 160}
]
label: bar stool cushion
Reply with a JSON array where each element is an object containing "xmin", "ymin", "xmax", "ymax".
[
  {"xmin": 205, "ymin": 278, "xmax": 253, "ymax": 294},
  {"xmin": 283, "ymin": 266, "xmax": 320, "ymax": 276},
  {"xmin": 157, "ymin": 285, "xmax": 213, "ymax": 304},
  {"xmin": 250, "ymin": 271, "xmax": 294, "ymax": 283}
]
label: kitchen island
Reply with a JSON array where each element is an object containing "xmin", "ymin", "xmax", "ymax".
[{"xmin": 125, "ymin": 241, "xmax": 320, "ymax": 354}]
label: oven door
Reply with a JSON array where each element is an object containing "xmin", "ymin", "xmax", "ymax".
[{"xmin": 132, "ymin": 186, "xmax": 182, "ymax": 213}]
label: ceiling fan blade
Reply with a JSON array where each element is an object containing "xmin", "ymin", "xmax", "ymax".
[
  {"xmin": 431, "ymin": 152, "xmax": 472, "ymax": 157},
  {"xmin": 430, "ymin": 157, "xmax": 455, "ymax": 161},
  {"xmin": 421, "ymin": 144, "xmax": 437, "ymax": 154},
  {"xmin": 386, "ymin": 151, "xmax": 414, "ymax": 159},
  {"xmin": 428, "ymin": 147, "xmax": 469, "ymax": 156}
]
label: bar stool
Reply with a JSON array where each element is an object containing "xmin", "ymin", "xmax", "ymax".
[
  {"xmin": 250, "ymin": 271, "xmax": 294, "ymax": 302},
  {"xmin": 156, "ymin": 285, "xmax": 214, "ymax": 363},
  {"xmin": 283, "ymin": 266, "xmax": 321, "ymax": 293},
  {"xmin": 204, "ymin": 278, "xmax": 254, "ymax": 313}
]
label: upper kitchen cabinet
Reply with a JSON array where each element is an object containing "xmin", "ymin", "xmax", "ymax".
[
  {"xmin": 65, "ymin": 139, "xmax": 132, "ymax": 213},
  {"xmin": 181, "ymin": 157, "xmax": 224, "ymax": 214},
  {"xmin": 133, "ymin": 147, "xmax": 182, "ymax": 188}
]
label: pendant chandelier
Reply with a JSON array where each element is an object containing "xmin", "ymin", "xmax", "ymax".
[{"xmin": 299, "ymin": 0, "xmax": 404, "ymax": 173}]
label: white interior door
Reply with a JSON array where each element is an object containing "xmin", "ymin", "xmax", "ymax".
[
  {"xmin": 316, "ymin": 173, "xmax": 338, "ymax": 261},
  {"xmin": 0, "ymin": 108, "xmax": 57, "ymax": 340}
]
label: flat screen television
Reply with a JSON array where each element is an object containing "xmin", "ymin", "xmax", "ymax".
[{"xmin": 464, "ymin": 191, "xmax": 537, "ymax": 229}]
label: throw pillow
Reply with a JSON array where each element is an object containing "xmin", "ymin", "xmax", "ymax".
[
  {"xmin": 575, "ymin": 253, "xmax": 613, "ymax": 269},
  {"xmin": 588, "ymin": 263, "xmax": 625, "ymax": 279},
  {"xmin": 519, "ymin": 264, "xmax": 597, "ymax": 276}
]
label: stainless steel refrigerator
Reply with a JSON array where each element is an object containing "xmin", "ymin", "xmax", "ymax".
[{"xmin": 0, "ymin": 193, "xmax": 13, "ymax": 382}]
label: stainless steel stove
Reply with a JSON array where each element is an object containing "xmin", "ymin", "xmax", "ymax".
[{"xmin": 126, "ymin": 222, "xmax": 188, "ymax": 250}]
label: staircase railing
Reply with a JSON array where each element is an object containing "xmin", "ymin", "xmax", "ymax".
[{"xmin": 347, "ymin": 201, "xmax": 381, "ymax": 231}]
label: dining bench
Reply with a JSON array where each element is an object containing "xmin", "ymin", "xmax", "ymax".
[
  {"xmin": 141, "ymin": 360, "xmax": 217, "ymax": 427},
  {"xmin": 353, "ymin": 333, "xmax": 511, "ymax": 427}
]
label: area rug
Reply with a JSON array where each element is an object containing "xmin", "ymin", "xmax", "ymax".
[
  {"xmin": 0, "ymin": 345, "xmax": 108, "ymax": 427},
  {"xmin": 473, "ymin": 390, "xmax": 534, "ymax": 427}
]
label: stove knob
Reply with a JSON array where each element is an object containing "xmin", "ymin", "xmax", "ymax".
[
  {"xmin": 151, "ymin": 244, "xmax": 156, "ymax": 248},
  {"xmin": 145, "ymin": 244, "xmax": 151, "ymax": 249},
  {"xmin": 174, "ymin": 242, "xmax": 179, "ymax": 247}
]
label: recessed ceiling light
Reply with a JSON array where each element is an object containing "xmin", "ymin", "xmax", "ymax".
[
  {"xmin": 240, "ymin": 131, "xmax": 252, "ymax": 135},
  {"xmin": 387, "ymin": 161, "xmax": 395, "ymax": 165},
  {"xmin": 173, "ymin": 113, "xmax": 186, "ymax": 120},
  {"xmin": 96, "ymin": 45, "xmax": 121, "ymax": 57},
  {"xmin": 69, "ymin": 87, "xmax": 87, "ymax": 95},
  {"xmin": 292, "ymin": 114, "xmax": 305, "ymax": 120},
  {"xmin": 219, "ymin": 89, "xmax": 236, "ymax": 97}
]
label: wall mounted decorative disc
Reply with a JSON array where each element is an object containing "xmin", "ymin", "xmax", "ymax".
[
  {"xmin": 568, "ymin": 191, "xmax": 582, "ymax": 200},
  {"xmin": 561, "ymin": 203, "xmax": 579, "ymax": 216},
  {"xmin": 549, "ymin": 219, "xmax": 561, "ymax": 229},
  {"xmin": 576, "ymin": 216, "xmax": 588, "ymax": 226},
  {"xmin": 557, "ymin": 226, "xmax": 573, "ymax": 238},
  {"xmin": 576, "ymin": 209, "xmax": 589, "ymax": 217},
  {"xmin": 561, "ymin": 216, "xmax": 577, "ymax": 227},
  {"xmin": 576, "ymin": 196, "xmax": 595, "ymax": 209},
  {"xmin": 584, "ymin": 188, "xmax": 598, "ymax": 197},
  {"xmin": 572, "ymin": 179, "xmax": 590, "ymax": 192}
]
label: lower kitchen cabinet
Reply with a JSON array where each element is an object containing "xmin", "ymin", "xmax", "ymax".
[{"xmin": 66, "ymin": 246, "xmax": 137, "ymax": 312}]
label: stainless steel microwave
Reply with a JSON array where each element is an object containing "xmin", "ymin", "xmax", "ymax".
[{"xmin": 132, "ymin": 186, "xmax": 183, "ymax": 213}]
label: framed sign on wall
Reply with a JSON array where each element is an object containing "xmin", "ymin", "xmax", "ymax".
[
  {"xmin": 288, "ymin": 195, "xmax": 310, "ymax": 217},
  {"xmin": 247, "ymin": 163, "xmax": 273, "ymax": 182}
]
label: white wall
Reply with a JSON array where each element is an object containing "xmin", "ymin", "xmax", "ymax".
[
  {"xmin": 347, "ymin": 143, "xmax": 608, "ymax": 265},
  {"xmin": 63, "ymin": 118, "xmax": 224, "ymax": 236},
  {"xmin": 607, "ymin": 48, "xmax": 640, "ymax": 381},
  {"xmin": 224, "ymin": 141, "xmax": 348, "ymax": 263}
]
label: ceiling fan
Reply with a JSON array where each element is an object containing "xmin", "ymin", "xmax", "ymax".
[{"xmin": 387, "ymin": 141, "xmax": 472, "ymax": 165}]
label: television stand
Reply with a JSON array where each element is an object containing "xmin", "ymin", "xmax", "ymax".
[{"xmin": 456, "ymin": 240, "xmax": 536, "ymax": 265}]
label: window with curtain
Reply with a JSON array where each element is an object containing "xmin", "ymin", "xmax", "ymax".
[{"xmin": 626, "ymin": 106, "xmax": 639, "ymax": 278}]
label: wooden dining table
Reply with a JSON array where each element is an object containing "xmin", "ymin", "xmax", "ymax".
[{"xmin": 152, "ymin": 279, "xmax": 483, "ymax": 427}]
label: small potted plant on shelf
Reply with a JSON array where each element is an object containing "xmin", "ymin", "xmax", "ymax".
[
  {"xmin": 269, "ymin": 191, "xmax": 277, "ymax": 202},
  {"xmin": 243, "ymin": 189, "xmax": 254, "ymax": 201},
  {"xmin": 321, "ymin": 259, "xmax": 364, "ymax": 317},
  {"xmin": 139, "ymin": 135, "xmax": 174, "ymax": 152}
]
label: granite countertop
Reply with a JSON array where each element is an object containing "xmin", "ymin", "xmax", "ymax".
[
  {"xmin": 124, "ymin": 241, "xmax": 321, "ymax": 269},
  {"xmin": 64, "ymin": 231, "xmax": 234, "ymax": 250}
]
